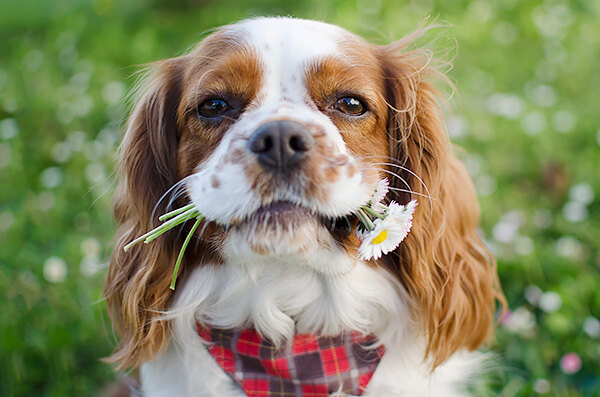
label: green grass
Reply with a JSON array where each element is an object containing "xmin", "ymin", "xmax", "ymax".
[{"xmin": 1, "ymin": 0, "xmax": 599, "ymax": 395}]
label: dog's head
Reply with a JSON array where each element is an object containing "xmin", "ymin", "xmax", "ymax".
[{"xmin": 105, "ymin": 17, "xmax": 502, "ymax": 370}]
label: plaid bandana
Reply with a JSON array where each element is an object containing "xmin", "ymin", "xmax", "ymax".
[{"xmin": 196, "ymin": 323, "xmax": 385, "ymax": 397}]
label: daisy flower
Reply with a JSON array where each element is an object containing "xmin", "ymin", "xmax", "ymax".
[{"xmin": 357, "ymin": 200, "xmax": 416, "ymax": 260}]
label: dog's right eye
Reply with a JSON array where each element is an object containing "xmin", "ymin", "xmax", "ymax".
[
  {"xmin": 197, "ymin": 99, "xmax": 229, "ymax": 118},
  {"xmin": 334, "ymin": 97, "xmax": 366, "ymax": 116}
]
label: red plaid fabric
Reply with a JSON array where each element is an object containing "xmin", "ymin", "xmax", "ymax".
[{"xmin": 196, "ymin": 323, "xmax": 384, "ymax": 396}]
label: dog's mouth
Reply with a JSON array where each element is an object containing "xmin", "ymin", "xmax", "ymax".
[{"xmin": 232, "ymin": 200, "xmax": 357, "ymax": 238}]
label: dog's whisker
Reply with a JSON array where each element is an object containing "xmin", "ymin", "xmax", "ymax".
[
  {"xmin": 165, "ymin": 184, "xmax": 191, "ymax": 212},
  {"xmin": 387, "ymin": 186, "xmax": 434, "ymax": 200},
  {"xmin": 150, "ymin": 175, "xmax": 195, "ymax": 225},
  {"xmin": 372, "ymin": 167, "xmax": 413, "ymax": 192},
  {"xmin": 377, "ymin": 167, "xmax": 434, "ymax": 222},
  {"xmin": 358, "ymin": 155, "xmax": 432, "ymax": 197},
  {"xmin": 354, "ymin": 158, "xmax": 435, "ymax": 222},
  {"xmin": 372, "ymin": 165, "xmax": 433, "ymax": 201}
]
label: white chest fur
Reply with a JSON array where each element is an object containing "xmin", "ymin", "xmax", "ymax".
[{"xmin": 140, "ymin": 261, "xmax": 482, "ymax": 396}]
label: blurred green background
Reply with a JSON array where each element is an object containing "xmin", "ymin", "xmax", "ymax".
[{"xmin": 1, "ymin": 0, "xmax": 599, "ymax": 395}]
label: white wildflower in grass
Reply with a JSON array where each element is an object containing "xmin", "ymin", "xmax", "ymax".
[
  {"xmin": 44, "ymin": 257, "xmax": 68, "ymax": 283},
  {"xmin": 124, "ymin": 179, "xmax": 416, "ymax": 288},
  {"xmin": 583, "ymin": 316, "xmax": 600, "ymax": 338}
]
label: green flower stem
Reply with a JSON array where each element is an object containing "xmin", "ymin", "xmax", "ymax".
[
  {"xmin": 159, "ymin": 203, "xmax": 196, "ymax": 221},
  {"xmin": 362, "ymin": 205, "xmax": 386, "ymax": 219},
  {"xmin": 123, "ymin": 229, "xmax": 159, "ymax": 252},
  {"xmin": 356, "ymin": 208, "xmax": 375, "ymax": 231},
  {"xmin": 170, "ymin": 216, "xmax": 203, "ymax": 290},
  {"xmin": 123, "ymin": 207, "xmax": 199, "ymax": 251},
  {"xmin": 141, "ymin": 213, "xmax": 193, "ymax": 244},
  {"xmin": 144, "ymin": 210, "xmax": 199, "ymax": 243}
]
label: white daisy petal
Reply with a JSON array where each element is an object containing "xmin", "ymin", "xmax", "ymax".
[
  {"xmin": 354, "ymin": 226, "xmax": 368, "ymax": 240},
  {"xmin": 371, "ymin": 202, "xmax": 388, "ymax": 215},
  {"xmin": 386, "ymin": 200, "xmax": 418, "ymax": 223},
  {"xmin": 371, "ymin": 178, "xmax": 389, "ymax": 205}
]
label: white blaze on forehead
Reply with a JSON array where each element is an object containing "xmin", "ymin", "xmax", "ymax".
[
  {"xmin": 222, "ymin": 17, "xmax": 351, "ymax": 155},
  {"xmin": 230, "ymin": 17, "xmax": 344, "ymax": 105}
]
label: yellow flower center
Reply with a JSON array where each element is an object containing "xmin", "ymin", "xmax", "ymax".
[{"xmin": 372, "ymin": 230, "xmax": 388, "ymax": 244}]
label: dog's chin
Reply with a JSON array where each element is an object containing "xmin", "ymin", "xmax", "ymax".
[
  {"xmin": 226, "ymin": 201, "xmax": 328, "ymax": 255},
  {"xmin": 221, "ymin": 201, "xmax": 358, "ymax": 273}
]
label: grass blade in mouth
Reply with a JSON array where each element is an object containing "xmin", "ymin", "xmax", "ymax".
[
  {"xmin": 170, "ymin": 216, "xmax": 203, "ymax": 290},
  {"xmin": 122, "ymin": 206, "xmax": 200, "ymax": 252},
  {"xmin": 123, "ymin": 204, "xmax": 203, "ymax": 290},
  {"xmin": 159, "ymin": 203, "xmax": 196, "ymax": 221},
  {"xmin": 144, "ymin": 209, "xmax": 199, "ymax": 244}
]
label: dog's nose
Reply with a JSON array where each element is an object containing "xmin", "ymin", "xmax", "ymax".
[{"xmin": 248, "ymin": 120, "xmax": 315, "ymax": 171}]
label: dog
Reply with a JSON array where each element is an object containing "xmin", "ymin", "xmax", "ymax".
[{"xmin": 104, "ymin": 16, "xmax": 504, "ymax": 396}]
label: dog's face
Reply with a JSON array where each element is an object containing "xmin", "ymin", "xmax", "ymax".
[
  {"xmin": 176, "ymin": 19, "xmax": 388, "ymax": 269},
  {"xmin": 106, "ymin": 17, "xmax": 502, "ymax": 370}
]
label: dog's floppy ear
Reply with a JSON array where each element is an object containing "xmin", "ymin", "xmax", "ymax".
[
  {"xmin": 378, "ymin": 35, "xmax": 505, "ymax": 369},
  {"xmin": 104, "ymin": 57, "xmax": 186, "ymax": 369}
]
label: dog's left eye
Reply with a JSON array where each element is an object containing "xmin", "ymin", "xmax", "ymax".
[
  {"xmin": 335, "ymin": 97, "xmax": 366, "ymax": 116},
  {"xmin": 197, "ymin": 98, "xmax": 229, "ymax": 118}
]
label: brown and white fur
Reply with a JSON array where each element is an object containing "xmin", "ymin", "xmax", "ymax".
[{"xmin": 104, "ymin": 17, "xmax": 504, "ymax": 396}]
